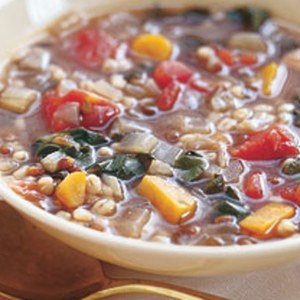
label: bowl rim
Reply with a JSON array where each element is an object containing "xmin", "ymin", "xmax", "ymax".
[
  {"xmin": 1, "ymin": 177, "xmax": 300, "ymax": 257},
  {"xmin": 1, "ymin": 0, "xmax": 300, "ymax": 260}
]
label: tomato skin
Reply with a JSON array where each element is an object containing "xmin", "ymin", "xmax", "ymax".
[
  {"xmin": 42, "ymin": 89, "xmax": 120, "ymax": 132},
  {"xmin": 244, "ymin": 172, "xmax": 264, "ymax": 199},
  {"xmin": 280, "ymin": 185, "xmax": 300, "ymax": 205},
  {"xmin": 63, "ymin": 27, "xmax": 118, "ymax": 68},
  {"xmin": 153, "ymin": 61, "xmax": 193, "ymax": 89},
  {"xmin": 231, "ymin": 125, "xmax": 299, "ymax": 160},
  {"xmin": 157, "ymin": 81, "xmax": 182, "ymax": 111}
]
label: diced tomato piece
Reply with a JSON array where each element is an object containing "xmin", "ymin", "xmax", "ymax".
[
  {"xmin": 217, "ymin": 49, "xmax": 235, "ymax": 66},
  {"xmin": 157, "ymin": 81, "xmax": 181, "ymax": 111},
  {"xmin": 153, "ymin": 61, "xmax": 193, "ymax": 89},
  {"xmin": 230, "ymin": 125, "xmax": 299, "ymax": 160},
  {"xmin": 280, "ymin": 185, "xmax": 298, "ymax": 202},
  {"xmin": 42, "ymin": 89, "xmax": 120, "ymax": 131},
  {"xmin": 280, "ymin": 184, "xmax": 300, "ymax": 205},
  {"xmin": 11, "ymin": 182, "xmax": 46, "ymax": 202},
  {"xmin": 63, "ymin": 27, "xmax": 119, "ymax": 68},
  {"xmin": 244, "ymin": 172, "xmax": 264, "ymax": 199},
  {"xmin": 239, "ymin": 53, "xmax": 257, "ymax": 65}
]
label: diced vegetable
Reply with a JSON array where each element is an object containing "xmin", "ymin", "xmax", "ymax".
[
  {"xmin": 153, "ymin": 61, "xmax": 193, "ymax": 88},
  {"xmin": 148, "ymin": 159, "xmax": 173, "ymax": 177},
  {"xmin": 19, "ymin": 48, "xmax": 51, "ymax": 71},
  {"xmin": 118, "ymin": 132, "xmax": 158, "ymax": 154},
  {"xmin": 243, "ymin": 172, "xmax": 264, "ymax": 199},
  {"xmin": 203, "ymin": 175, "xmax": 225, "ymax": 194},
  {"xmin": 112, "ymin": 206, "xmax": 151, "ymax": 238},
  {"xmin": 157, "ymin": 81, "xmax": 182, "ymax": 111},
  {"xmin": 55, "ymin": 171, "xmax": 87, "ymax": 209},
  {"xmin": 42, "ymin": 89, "xmax": 120, "ymax": 131},
  {"xmin": 89, "ymin": 154, "xmax": 152, "ymax": 181},
  {"xmin": 260, "ymin": 62, "xmax": 278, "ymax": 96},
  {"xmin": 214, "ymin": 200, "xmax": 250, "ymax": 218},
  {"xmin": 230, "ymin": 125, "xmax": 298, "ymax": 160},
  {"xmin": 152, "ymin": 141, "xmax": 183, "ymax": 165},
  {"xmin": 132, "ymin": 34, "xmax": 172, "ymax": 60},
  {"xmin": 223, "ymin": 159, "xmax": 245, "ymax": 183},
  {"xmin": 227, "ymin": 32, "xmax": 267, "ymax": 52},
  {"xmin": 63, "ymin": 27, "xmax": 119, "ymax": 67},
  {"xmin": 137, "ymin": 175, "xmax": 196, "ymax": 224},
  {"xmin": 281, "ymin": 158, "xmax": 300, "ymax": 176},
  {"xmin": 67, "ymin": 127, "xmax": 109, "ymax": 146},
  {"xmin": 40, "ymin": 151, "xmax": 66, "ymax": 173},
  {"xmin": 281, "ymin": 184, "xmax": 300, "ymax": 206},
  {"xmin": 225, "ymin": 186, "xmax": 240, "ymax": 200},
  {"xmin": 175, "ymin": 152, "xmax": 207, "ymax": 182},
  {"xmin": 280, "ymin": 185, "xmax": 300, "ymax": 203},
  {"xmin": 227, "ymin": 6, "xmax": 270, "ymax": 31},
  {"xmin": 0, "ymin": 87, "xmax": 38, "ymax": 113},
  {"xmin": 11, "ymin": 181, "xmax": 46, "ymax": 202},
  {"xmin": 239, "ymin": 203, "xmax": 295, "ymax": 238},
  {"xmin": 34, "ymin": 128, "xmax": 108, "ymax": 170}
]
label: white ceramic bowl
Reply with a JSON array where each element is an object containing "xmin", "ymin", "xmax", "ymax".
[{"xmin": 1, "ymin": 0, "xmax": 300, "ymax": 277}]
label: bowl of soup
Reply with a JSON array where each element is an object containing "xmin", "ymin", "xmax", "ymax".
[{"xmin": 1, "ymin": 0, "xmax": 300, "ymax": 276}]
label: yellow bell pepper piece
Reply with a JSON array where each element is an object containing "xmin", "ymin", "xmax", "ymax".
[
  {"xmin": 240, "ymin": 202, "xmax": 295, "ymax": 237},
  {"xmin": 55, "ymin": 171, "xmax": 87, "ymax": 209},
  {"xmin": 260, "ymin": 62, "xmax": 278, "ymax": 96},
  {"xmin": 132, "ymin": 34, "xmax": 172, "ymax": 61},
  {"xmin": 137, "ymin": 175, "xmax": 196, "ymax": 224}
]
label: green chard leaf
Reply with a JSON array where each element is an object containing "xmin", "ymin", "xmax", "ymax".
[
  {"xmin": 203, "ymin": 175, "xmax": 225, "ymax": 194},
  {"xmin": 67, "ymin": 127, "xmax": 109, "ymax": 146},
  {"xmin": 32, "ymin": 128, "xmax": 109, "ymax": 171},
  {"xmin": 225, "ymin": 186, "xmax": 240, "ymax": 200},
  {"xmin": 174, "ymin": 152, "xmax": 207, "ymax": 182},
  {"xmin": 88, "ymin": 154, "xmax": 152, "ymax": 181},
  {"xmin": 214, "ymin": 200, "xmax": 250, "ymax": 219}
]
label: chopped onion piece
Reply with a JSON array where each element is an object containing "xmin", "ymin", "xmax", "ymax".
[
  {"xmin": 118, "ymin": 132, "xmax": 158, "ymax": 154},
  {"xmin": 110, "ymin": 118, "xmax": 151, "ymax": 135},
  {"xmin": 41, "ymin": 151, "xmax": 65, "ymax": 173},
  {"xmin": 19, "ymin": 48, "xmax": 51, "ymax": 71},
  {"xmin": 57, "ymin": 79, "xmax": 77, "ymax": 97},
  {"xmin": 0, "ymin": 86, "xmax": 38, "ymax": 113},
  {"xmin": 153, "ymin": 141, "xmax": 183, "ymax": 166},
  {"xmin": 112, "ymin": 206, "xmax": 151, "ymax": 238},
  {"xmin": 53, "ymin": 102, "xmax": 80, "ymax": 126}
]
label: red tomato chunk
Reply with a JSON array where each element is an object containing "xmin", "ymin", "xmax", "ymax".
[
  {"xmin": 231, "ymin": 125, "xmax": 299, "ymax": 160},
  {"xmin": 157, "ymin": 81, "xmax": 182, "ymax": 111},
  {"xmin": 42, "ymin": 89, "xmax": 120, "ymax": 131},
  {"xmin": 153, "ymin": 61, "xmax": 194, "ymax": 89},
  {"xmin": 244, "ymin": 172, "xmax": 265, "ymax": 199},
  {"xmin": 63, "ymin": 27, "xmax": 119, "ymax": 68}
]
